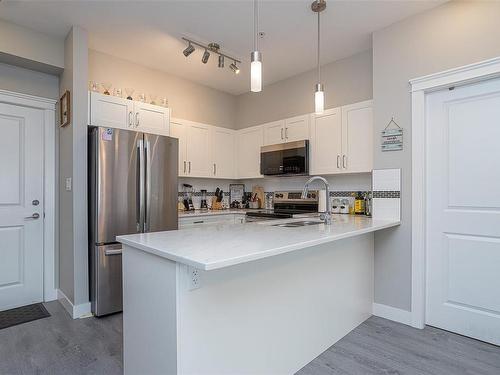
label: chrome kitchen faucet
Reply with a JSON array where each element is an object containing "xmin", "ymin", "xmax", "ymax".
[{"xmin": 301, "ymin": 176, "xmax": 332, "ymax": 225}]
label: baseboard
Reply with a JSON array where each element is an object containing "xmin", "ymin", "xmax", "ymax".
[
  {"xmin": 372, "ymin": 303, "xmax": 412, "ymax": 326},
  {"xmin": 57, "ymin": 289, "xmax": 92, "ymax": 319}
]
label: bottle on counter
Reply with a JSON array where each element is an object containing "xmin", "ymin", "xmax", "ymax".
[
  {"xmin": 354, "ymin": 191, "xmax": 366, "ymax": 215},
  {"xmin": 365, "ymin": 192, "xmax": 373, "ymax": 217}
]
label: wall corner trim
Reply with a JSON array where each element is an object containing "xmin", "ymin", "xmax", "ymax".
[
  {"xmin": 57, "ymin": 289, "xmax": 92, "ymax": 319},
  {"xmin": 372, "ymin": 303, "xmax": 412, "ymax": 326}
]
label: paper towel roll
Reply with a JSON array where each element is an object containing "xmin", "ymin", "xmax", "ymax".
[{"xmin": 318, "ymin": 190, "xmax": 327, "ymax": 212}]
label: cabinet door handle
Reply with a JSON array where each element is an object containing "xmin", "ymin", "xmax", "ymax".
[
  {"xmin": 188, "ymin": 161, "xmax": 191, "ymax": 173},
  {"xmin": 337, "ymin": 155, "xmax": 340, "ymax": 169},
  {"xmin": 128, "ymin": 111, "xmax": 133, "ymax": 127},
  {"xmin": 285, "ymin": 127, "xmax": 288, "ymax": 139},
  {"xmin": 135, "ymin": 112, "xmax": 140, "ymax": 127},
  {"xmin": 343, "ymin": 155, "xmax": 347, "ymax": 169},
  {"xmin": 213, "ymin": 163, "xmax": 216, "ymax": 175},
  {"xmin": 183, "ymin": 161, "xmax": 186, "ymax": 174},
  {"xmin": 281, "ymin": 128, "xmax": 283, "ymax": 140}
]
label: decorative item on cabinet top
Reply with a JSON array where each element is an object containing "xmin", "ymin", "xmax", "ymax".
[{"xmin": 88, "ymin": 82, "xmax": 168, "ymax": 107}]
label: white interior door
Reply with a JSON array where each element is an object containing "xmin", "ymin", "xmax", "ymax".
[
  {"xmin": 426, "ymin": 78, "xmax": 500, "ymax": 345},
  {"xmin": 0, "ymin": 103, "xmax": 44, "ymax": 311}
]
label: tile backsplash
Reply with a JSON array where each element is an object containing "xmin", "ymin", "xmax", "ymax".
[{"xmin": 179, "ymin": 173, "xmax": 373, "ymax": 209}]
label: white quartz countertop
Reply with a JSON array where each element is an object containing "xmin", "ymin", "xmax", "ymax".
[
  {"xmin": 118, "ymin": 215, "xmax": 399, "ymax": 271},
  {"xmin": 178, "ymin": 209, "xmax": 253, "ymax": 218}
]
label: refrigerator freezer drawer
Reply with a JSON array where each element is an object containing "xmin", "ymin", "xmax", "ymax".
[{"xmin": 91, "ymin": 243, "xmax": 123, "ymax": 316}]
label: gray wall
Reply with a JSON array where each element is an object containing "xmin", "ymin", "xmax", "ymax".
[
  {"xmin": 235, "ymin": 50, "xmax": 373, "ymax": 129},
  {"xmin": 89, "ymin": 50, "xmax": 237, "ymax": 129},
  {"xmin": 58, "ymin": 26, "xmax": 89, "ymax": 306},
  {"xmin": 372, "ymin": 0, "xmax": 500, "ymax": 311},
  {"xmin": 0, "ymin": 62, "xmax": 59, "ymax": 99}
]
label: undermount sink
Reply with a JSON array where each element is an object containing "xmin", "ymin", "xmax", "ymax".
[{"xmin": 272, "ymin": 220, "xmax": 324, "ymax": 228}]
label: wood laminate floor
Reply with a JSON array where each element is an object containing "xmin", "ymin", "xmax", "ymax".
[{"xmin": 0, "ymin": 301, "xmax": 499, "ymax": 375}]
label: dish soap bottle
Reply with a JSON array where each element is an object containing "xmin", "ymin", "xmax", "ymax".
[{"xmin": 354, "ymin": 191, "xmax": 365, "ymax": 215}]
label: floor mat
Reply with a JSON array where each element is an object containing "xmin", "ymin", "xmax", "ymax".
[{"xmin": 0, "ymin": 303, "xmax": 50, "ymax": 330}]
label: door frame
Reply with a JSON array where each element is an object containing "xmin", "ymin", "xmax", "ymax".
[
  {"xmin": 0, "ymin": 89, "xmax": 57, "ymax": 303},
  {"xmin": 409, "ymin": 56, "xmax": 500, "ymax": 329}
]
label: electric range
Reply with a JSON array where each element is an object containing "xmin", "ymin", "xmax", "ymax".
[{"xmin": 245, "ymin": 190, "xmax": 319, "ymax": 222}]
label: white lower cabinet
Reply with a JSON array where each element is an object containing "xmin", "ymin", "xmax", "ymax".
[
  {"xmin": 89, "ymin": 92, "xmax": 169, "ymax": 135},
  {"xmin": 179, "ymin": 214, "xmax": 243, "ymax": 228},
  {"xmin": 237, "ymin": 126, "xmax": 264, "ymax": 178}
]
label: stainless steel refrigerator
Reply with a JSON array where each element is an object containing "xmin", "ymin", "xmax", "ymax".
[{"xmin": 88, "ymin": 126, "xmax": 178, "ymax": 316}]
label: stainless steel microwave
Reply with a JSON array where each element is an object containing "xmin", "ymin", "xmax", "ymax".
[{"xmin": 260, "ymin": 140, "xmax": 309, "ymax": 176}]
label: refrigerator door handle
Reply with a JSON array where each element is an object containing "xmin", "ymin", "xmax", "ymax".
[
  {"xmin": 137, "ymin": 139, "xmax": 145, "ymax": 232},
  {"xmin": 144, "ymin": 139, "xmax": 151, "ymax": 232}
]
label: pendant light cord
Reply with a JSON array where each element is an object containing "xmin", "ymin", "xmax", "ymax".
[
  {"xmin": 254, "ymin": 0, "xmax": 258, "ymax": 51},
  {"xmin": 317, "ymin": 11, "xmax": 321, "ymax": 83}
]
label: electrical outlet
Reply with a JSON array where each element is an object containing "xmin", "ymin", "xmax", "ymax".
[
  {"xmin": 65, "ymin": 177, "xmax": 72, "ymax": 191},
  {"xmin": 188, "ymin": 266, "xmax": 201, "ymax": 290}
]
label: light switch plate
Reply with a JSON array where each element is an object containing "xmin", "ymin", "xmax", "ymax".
[{"xmin": 65, "ymin": 177, "xmax": 72, "ymax": 191}]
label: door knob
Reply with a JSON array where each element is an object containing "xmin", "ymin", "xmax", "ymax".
[{"xmin": 25, "ymin": 213, "xmax": 40, "ymax": 220}]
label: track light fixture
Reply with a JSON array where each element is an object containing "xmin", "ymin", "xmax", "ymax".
[
  {"xmin": 230, "ymin": 61, "xmax": 240, "ymax": 74},
  {"xmin": 183, "ymin": 42, "xmax": 195, "ymax": 57},
  {"xmin": 202, "ymin": 49, "xmax": 210, "ymax": 64},
  {"xmin": 181, "ymin": 37, "xmax": 241, "ymax": 74}
]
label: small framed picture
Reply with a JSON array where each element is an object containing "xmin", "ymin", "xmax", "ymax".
[{"xmin": 60, "ymin": 90, "xmax": 70, "ymax": 127}]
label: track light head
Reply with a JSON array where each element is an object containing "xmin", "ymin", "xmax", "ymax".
[
  {"xmin": 230, "ymin": 61, "xmax": 240, "ymax": 74},
  {"xmin": 202, "ymin": 49, "xmax": 210, "ymax": 64},
  {"xmin": 183, "ymin": 43, "xmax": 195, "ymax": 57},
  {"xmin": 218, "ymin": 55, "xmax": 225, "ymax": 68}
]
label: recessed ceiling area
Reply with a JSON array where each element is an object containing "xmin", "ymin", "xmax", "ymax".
[{"xmin": 0, "ymin": 1, "xmax": 446, "ymax": 95}]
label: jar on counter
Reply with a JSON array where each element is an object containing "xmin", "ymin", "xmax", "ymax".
[
  {"xmin": 340, "ymin": 198, "xmax": 350, "ymax": 214},
  {"xmin": 332, "ymin": 198, "xmax": 341, "ymax": 214}
]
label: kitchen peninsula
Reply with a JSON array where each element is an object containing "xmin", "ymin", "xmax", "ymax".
[{"xmin": 117, "ymin": 214, "xmax": 399, "ymax": 374}]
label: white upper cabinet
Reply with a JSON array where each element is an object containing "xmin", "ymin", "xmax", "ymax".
[
  {"xmin": 133, "ymin": 101, "xmax": 170, "ymax": 136},
  {"xmin": 310, "ymin": 108, "xmax": 342, "ymax": 175},
  {"xmin": 341, "ymin": 100, "xmax": 373, "ymax": 173},
  {"xmin": 263, "ymin": 115, "xmax": 309, "ymax": 145},
  {"xmin": 211, "ymin": 127, "xmax": 236, "ymax": 179},
  {"xmin": 170, "ymin": 119, "xmax": 188, "ymax": 177},
  {"xmin": 263, "ymin": 120, "xmax": 286, "ymax": 145},
  {"xmin": 309, "ymin": 101, "xmax": 373, "ymax": 175},
  {"xmin": 89, "ymin": 92, "xmax": 169, "ymax": 136},
  {"xmin": 186, "ymin": 122, "xmax": 211, "ymax": 177},
  {"xmin": 90, "ymin": 92, "xmax": 134, "ymax": 129},
  {"xmin": 284, "ymin": 114, "xmax": 309, "ymax": 142},
  {"xmin": 237, "ymin": 126, "xmax": 264, "ymax": 179}
]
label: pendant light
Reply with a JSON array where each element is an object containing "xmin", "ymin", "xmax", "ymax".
[
  {"xmin": 312, "ymin": 0, "xmax": 326, "ymax": 114},
  {"xmin": 250, "ymin": 0, "xmax": 262, "ymax": 92}
]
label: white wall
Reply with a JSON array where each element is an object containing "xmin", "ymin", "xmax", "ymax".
[
  {"xmin": 372, "ymin": 0, "xmax": 500, "ymax": 311},
  {"xmin": 0, "ymin": 19, "xmax": 64, "ymax": 74},
  {"xmin": 235, "ymin": 50, "xmax": 372, "ymax": 129},
  {"xmin": 0, "ymin": 62, "xmax": 59, "ymax": 99},
  {"xmin": 58, "ymin": 26, "xmax": 89, "ymax": 309}
]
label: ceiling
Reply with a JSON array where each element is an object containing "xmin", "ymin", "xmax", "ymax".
[{"xmin": 0, "ymin": 1, "xmax": 445, "ymax": 95}]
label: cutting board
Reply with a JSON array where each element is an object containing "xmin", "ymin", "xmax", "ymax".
[{"xmin": 252, "ymin": 186, "xmax": 265, "ymax": 209}]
